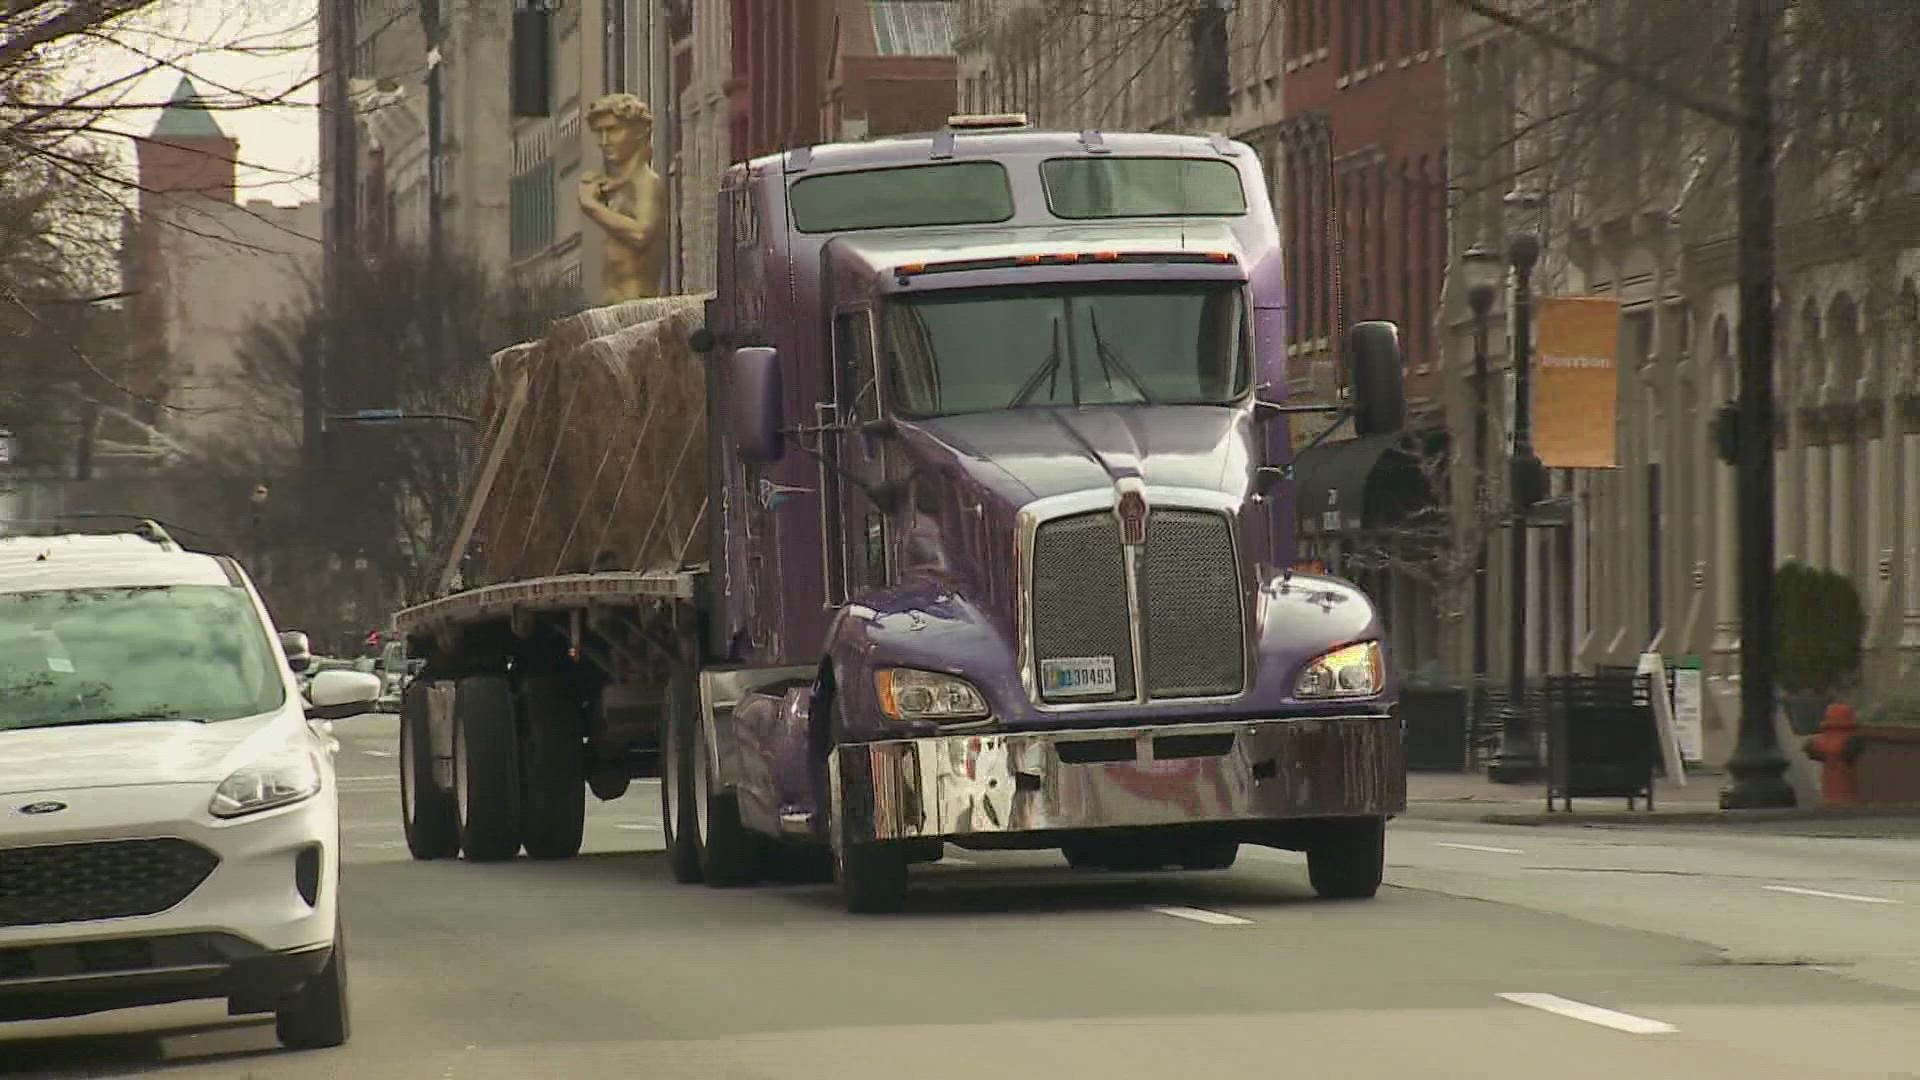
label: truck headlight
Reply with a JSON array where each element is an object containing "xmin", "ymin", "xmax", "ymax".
[
  {"xmin": 1295, "ymin": 641, "xmax": 1384, "ymax": 699},
  {"xmin": 210, "ymin": 749, "xmax": 323, "ymax": 819},
  {"xmin": 875, "ymin": 668, "xmax": 990, "ymax": 723}
]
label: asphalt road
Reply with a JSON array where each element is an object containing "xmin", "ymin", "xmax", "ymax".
[{"xmin": 6, "ymin": 714, "xmax": 1920, "ymax": 1079}]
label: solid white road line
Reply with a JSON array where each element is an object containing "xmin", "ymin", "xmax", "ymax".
[
  {"xmin": 1436, "ymin": 842, "xmax": 1524, "ymax": 854},
  {"xmin": 1144, "ymin": 905, "xmax": 1252, "ymax": 926},
  {"xmin": 1497, "ymin": 993, "xmax": 1676, "ymax": 1035},
  {"xmin": 1762, "ymin": 885, "xmax": 1900, "ymax": 905},
  {"xmin": 613, "ymin": 821, "xmax": 662, "ymax": 831}
]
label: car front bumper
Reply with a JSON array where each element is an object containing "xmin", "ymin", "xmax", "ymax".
[
  {"xmin": 0, "ymin": 933, "xmax": 332, "ymax": 1021},
  {"xmin": 0, "ymin": 780, "xmax": 339, "ymax": 963},
  {"xmin": 829, "ymin": 715, "xmax": 1405, "ymax": 845}
]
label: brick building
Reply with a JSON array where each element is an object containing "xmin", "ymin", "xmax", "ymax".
[{"xmin": 1279, "ymin": 2, "xmax": 1450, "ymax": 670}]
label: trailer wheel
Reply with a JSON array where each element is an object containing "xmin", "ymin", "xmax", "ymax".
[
  {"xmin": 399, "ymin": 679, "xmax": 459, "ymax": 860},
  {"xmin": 453, "ymin": 676, "xmax": 521, "ymax": 861},
  {"xmin": 1307, "ymin": 817, "xmax": 1386, "ymax": 900},
  {"xmin": 660, "ymin": 671, "xmax": 702, "ymax": 884},
  {"xmin": 824, "ymin": 701, "xmax": 908, "ymax": 913},
  {"xmin": 691, "ymin": 697, "xmax": 763, "ymax": 887},
  {"xmin": 519, "ymin": 675, "xmax": 586, "ymax": 860}
]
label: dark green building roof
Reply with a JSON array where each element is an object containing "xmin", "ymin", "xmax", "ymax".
[{"xmin": 150, "ymin": 76, "xmax": 229, "ymax": 140}]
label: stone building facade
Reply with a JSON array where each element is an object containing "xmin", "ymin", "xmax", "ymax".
[{"xmin": 1440, "ymin": 6, "xmax": 1920, "ymax": 766}]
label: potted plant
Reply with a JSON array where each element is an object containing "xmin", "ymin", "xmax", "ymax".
[{"xmin": 1774, "ymin": 561, "xmax": 1865, "ymax": 735}]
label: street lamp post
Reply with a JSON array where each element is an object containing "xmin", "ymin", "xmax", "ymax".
[
  {"xmin": 249, "ymin": 482, "xmax": 270, "ymax": 583},
  {"xmin": 1462, "ymin": 246, "xmax": 1502, "ymax": 739},
  {"xmin": 1489, "ymin": 230, "xmax": 1545, "ymax": 784}
]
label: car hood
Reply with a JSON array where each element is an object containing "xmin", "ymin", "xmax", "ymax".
[
  {"xmin": 0, "ymin": 713, "xmax": 295, "ymax": 796},
  {"xmin": 905, "ymin": 404, "xmax": 1251, "ymax": 507}
]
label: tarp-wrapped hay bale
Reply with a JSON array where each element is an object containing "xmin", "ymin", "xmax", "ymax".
[{"xmin": 468, "ymin": 294, "xmax": 710, "ymax": 587}]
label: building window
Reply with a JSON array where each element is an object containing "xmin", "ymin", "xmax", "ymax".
[
  {"xmin": 871, "ymin": 1, "xmax": 957, "ymax": 56},
  {"xmin": 603, "ymin": 0, "xmax": 628, "ymax": 92},
  {"xmin": 510, "ymin": 159, "xmax": 556, "ymax": 258}
]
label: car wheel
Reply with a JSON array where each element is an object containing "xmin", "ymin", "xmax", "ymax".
[
  {"xmin": 400, "ymin": 680, "xmax": 459, "ymax": 860},
  {"xmin": 518, "ymin": 674, "xmax": 586, "ymax": 860},
  {"xmin": 454, "ymin": 675, "xmax": 521, "ymax": 861},
  {"xmin": 1307, "ymin": 817, "xmax": 1386, "ymax": 900},
  {"xmin": 275, "ymin": 921, "xmax": 349, "ymax": 1050}
]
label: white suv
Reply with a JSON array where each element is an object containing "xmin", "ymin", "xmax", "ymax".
[{"xmin": 0, "ymin": 526, "xmax": 377, "ymax": 1049}]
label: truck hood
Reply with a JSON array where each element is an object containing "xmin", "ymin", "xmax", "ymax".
[
  {"xmin": 904, "ymin": 405, "xmax": 1251, "ymax": 507},
  {"xmin": 0, "ymin": 715, "xmax": 290, "ymax": 796}
]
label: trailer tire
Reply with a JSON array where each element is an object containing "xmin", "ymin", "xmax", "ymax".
[
  {"xmin": 1307, "ymin": 817, "xmax": 1385, "ymax": 900},
  {"xmin": 660, "ymin": 675, "xmax": 703, "ymax": 884},
  {"xmin": 519, "ymin": 675, "xmax": 586, "ymax": 860},
  {"xmin": 453, "ymin": 676, "xmax": 521, "ymax": 862},
  {"xmin": 691, "ymin": 699, "xmax": 762, "ymax": 887},
  {"xmin": 399, "ymin": 680, "xmax": 459, "ymax": 860}
]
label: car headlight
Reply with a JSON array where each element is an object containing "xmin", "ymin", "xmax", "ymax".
[
  {"xmin": 210, "ymin": 749, "xmax": 323, "ymax": 819},
  {"xmin": 1295, "ymin": 641, "xmax": 1384, "ymax": 699},
  {"xmin": 874, "ymin": 668, "xmax": 990, "ymax": 723}
]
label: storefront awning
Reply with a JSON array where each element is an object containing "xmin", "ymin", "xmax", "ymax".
[{"xmin": 1291, "ymin": 433, "xmax": 1431, "ymax": 534}]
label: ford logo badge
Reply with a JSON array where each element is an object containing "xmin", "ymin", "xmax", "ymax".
[{"xmin": 16, "ymin": 801, "xmax": 67, "ymax": 816}]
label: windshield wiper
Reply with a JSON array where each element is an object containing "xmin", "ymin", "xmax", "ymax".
[
  {"xmin": 16, "ymin": 712, "xmax": 203, "ymax": 730},
  {"xmin": 1088, "ymin": 307, "xmax": 1156, "ymax": 405},
  {"xmin": 1008, "ymin": 315, "xmax": 1070, "ymax": 408}
]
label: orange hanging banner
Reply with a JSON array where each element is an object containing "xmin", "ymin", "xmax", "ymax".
[{"xmin": 1532, "ymin": 296, "xmax": 1622, "ymax": 470}]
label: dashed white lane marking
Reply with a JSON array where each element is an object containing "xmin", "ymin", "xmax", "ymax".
[
  {"xmin": 362, "ymin": 749, "xmax": 395, "ymax": 758},
  {"xmin": 613, "ymin": 821, "xmax": 662, "ymax": 831},
  {"xmin": 1497, "ymin": 993, "xmax": 1676, "ymax": 1035},
  {"xmin": 1145, "ymin": 905, "xmax": 1252, "ymax": 926},
  {"xmin": 940, "ymin": 854, "xmax": 977, "ymax": 866},
  {"xmin": 1437, "ymin": 842, "xmax": 1524, "ymax": 854},
  {"xmin": 1763, "ymin": 885, "xmax": 1900, "ymax": 905},
  {"xmin": 352, "ymin": 840, "xmax": 409, "ymax": 851}
]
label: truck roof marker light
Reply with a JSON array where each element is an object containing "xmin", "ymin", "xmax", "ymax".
[
  {"xmin": 1093, "ymin": 252, "xmax": 1121, "ymax": 262},
  {"xmin": 1016, "ymin": 254, "xmax": 1043, "ymax": 266},
  {"xmin": 1206, "ymin": 252, "xmax": 1236, "ymax": 264},
  {"xmin": 1053, "ymin": 252, "xmax": 1080, "ymax": 264},
  {"xmin": 897, "ymin": 262, "xmax": 926, "ymax": 276}
]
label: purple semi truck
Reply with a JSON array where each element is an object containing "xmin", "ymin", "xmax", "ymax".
[{"xmin": 393, "ymin": 115, "xmax": 1410, "ymax": 913}]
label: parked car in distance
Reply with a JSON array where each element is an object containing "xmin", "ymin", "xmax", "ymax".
[{"xmin": 0, "ymin": 526, "xmax": 379, "ymax": 1049}]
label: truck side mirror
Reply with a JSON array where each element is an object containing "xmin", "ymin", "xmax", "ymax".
[
  {"xmin": 729, "ymin": 346, "xmax": 784, "ymax": 464},
  {"xmin": 1346, "ymin": 321, "xmax": 1407, "ymax": 437}
]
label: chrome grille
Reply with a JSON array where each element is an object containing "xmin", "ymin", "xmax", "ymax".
[
  {"xmin": 1026, "ymin": 501, "xmax": 1247, "ymax": 706},
  {"xmin": 0, "ymin": 839, "xmax": 218, "ymax": 928},
  {"xmin": 1030, "ymin": 512, "xmax": 1135, "ymax": 703},
  {"xmin": 1140, "ymin": 510, "xmax": 1245, "ymax": 697}
]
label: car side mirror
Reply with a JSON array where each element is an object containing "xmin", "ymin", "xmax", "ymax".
[
  {"xmin": 729, "ymin": 346, "xmax": 784, "ymax": 464},
  {"xmin": 1346, "ymin": 320, "xmax": 1407, "ymax": 436},
  {"xmin": 307, "ymin": 669, "xmax": 381, "ymax": 721}
]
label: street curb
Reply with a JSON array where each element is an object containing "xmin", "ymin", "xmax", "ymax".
[{"xmin": 1475, "ymin": 804, "xmax": 1920, "ymax": 827}]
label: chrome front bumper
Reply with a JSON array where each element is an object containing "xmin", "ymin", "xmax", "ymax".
[{"xmin": 830, "ymin": 716, "xmax": 1405, "ymax": 845}]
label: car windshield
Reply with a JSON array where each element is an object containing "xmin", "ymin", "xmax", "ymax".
[
  {"xmin": 0, "ymin": 585, "xmax": 286, "ymax": 732},
  {"xmin": 884, "ymin": 283, "xmax": 1248, "ymax": 418}
]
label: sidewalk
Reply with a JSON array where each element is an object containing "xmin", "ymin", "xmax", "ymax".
[{"xmin": 1402, "ymin": 769, "xmax": 1920, "ymax": 833}]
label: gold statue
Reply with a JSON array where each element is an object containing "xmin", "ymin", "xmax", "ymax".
[{"xmin": 579, "ymin": 94, "xmax": 669, "ymax": 302}]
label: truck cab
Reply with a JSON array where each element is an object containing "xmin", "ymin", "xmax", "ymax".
[{"xmin": 686, "ymin": 117, "xmax": 1409, "ymax": 910}]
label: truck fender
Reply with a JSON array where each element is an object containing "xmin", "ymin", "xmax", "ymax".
[
  {"xmin": 816, "ymin": 580, "xmax": 1018, "ymax": 745},
  {"xmin": 1248, "ymin": 570, "xmax": 1397, "ymax": 706}
]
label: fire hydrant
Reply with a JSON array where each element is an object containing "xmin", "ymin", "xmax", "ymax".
[{"xmin": 1802, "ymin": 703, "xmax": 1866, "ymax": 807}]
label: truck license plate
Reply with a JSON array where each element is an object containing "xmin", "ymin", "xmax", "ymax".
[{"xmin": 1041, "ymin": 656, "xmax": 1118, "ymax": 697}]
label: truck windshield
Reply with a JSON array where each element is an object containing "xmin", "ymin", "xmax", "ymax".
[
  {"xmin": 884, "ymin": 283, "xmax": 1248, "ymax": 418},
  {"xmin": 0, "ymin": 585, "xmax": 286, "ymax": 732}
]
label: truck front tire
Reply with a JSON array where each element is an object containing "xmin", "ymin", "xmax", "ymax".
[
  {"xmin": 519, "ymin": 675, "xmax": 586, "ymax": 860},
  {"xmin": 454, "ymin": 676, "xmax": 522, "ymax": 861},
  {"xmin": 400, "ymin": 680, "xmax": 459, "ymax": 860},
  {"xmin": 823, "ymin": 699, "xmax": 908, "ymax": 913},
  {"xmin": 1307, "ymin": 817, "xmax": 1386, "ymax": 900},
  {"xmin": 691, "ymin": 701, "xmax": 762, "ymax": 887}
]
